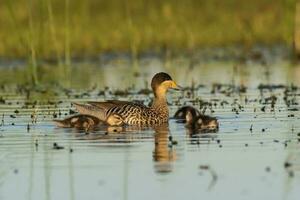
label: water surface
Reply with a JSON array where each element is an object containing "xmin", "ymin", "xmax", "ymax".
[{"xmin": 0, "ymin": 58, "xmax": 300, "ymax": 200}]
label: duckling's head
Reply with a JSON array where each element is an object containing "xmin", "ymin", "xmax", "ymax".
[
  {"xmin": 174, "ymin": 106, "xmax": 200, "ymax": 121},
  {"xmin": 151, "ymin": 72, "xmax": 180, "ymax": 98}
]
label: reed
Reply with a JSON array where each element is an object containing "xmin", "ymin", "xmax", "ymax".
[
  {"xmin": 46, "ymin": 0, "xmax": 63, "ymax": 65},
  {"xmin": 27, "ymin": 0, "xmax": 39, "ymax": 85},
  {"xmin": 4, "ymin": 0, "xmax": 26, "ymax": 50},
  {"xmin": 62, "ymin": 0, "xmax": 71, "ymax": 86},
  {"xmin": 124, "ymin": 0, "xmax": 139, "ymax": 70},
  {"xmin": 64, "ymin": 0, "xmax": 71, "ymax": 67}
]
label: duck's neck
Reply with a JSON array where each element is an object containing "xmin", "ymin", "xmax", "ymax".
[{"xmin": 151, "ymin": 91, "xmax": 169, "ymax": 116}]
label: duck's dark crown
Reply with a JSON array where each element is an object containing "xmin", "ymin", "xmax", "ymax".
[{"xmin": 151, "ymin": 72, "xmax": 173, "ymax": 90}]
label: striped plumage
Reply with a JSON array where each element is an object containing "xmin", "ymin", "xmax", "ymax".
[{"xmin": 74, "ymin": 72, "xmax": 180, "ymax": 126}]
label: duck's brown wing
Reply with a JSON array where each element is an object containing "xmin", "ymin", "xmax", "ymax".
[
  {"xmin": 73, "ymin": 102, "xmax": 106, "ymax": 121},
  {"xmin": 87, "ymin": 100, "xmax": 135, "ymax": 109},
  {"xmin": 73, "ymin": 100, "xmax": 147, "ymax": 122}
]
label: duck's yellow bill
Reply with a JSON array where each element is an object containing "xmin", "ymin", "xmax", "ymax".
[{"xmin": 171, "ymin": 81, "xmax": 183, "ymax": 91}]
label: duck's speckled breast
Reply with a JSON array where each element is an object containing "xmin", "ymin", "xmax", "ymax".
[{"xmin": 122, "ymin": 107, "xmax": 169, "ymax": 126}]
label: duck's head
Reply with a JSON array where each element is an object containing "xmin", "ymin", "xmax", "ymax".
[{"xmin": 151, "ymin": 72, "xmax": 181, "ymax": 98}]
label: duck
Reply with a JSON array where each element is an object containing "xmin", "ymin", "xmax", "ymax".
[
  {"xmin": 73, "ymin": 72, "xmax": 181, "ymax": 126},
  {"xmin": 53, "ymin": 114, "xmax": 124, "ymax": 131},
  {"xmin": 174, "ymin": 106, "xmax": 219, "ymax": 131}
]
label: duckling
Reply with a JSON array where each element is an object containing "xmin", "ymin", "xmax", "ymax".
[
  {"xmin": 74, "ymin": 72, "xmax": 181, "ymax": 126},
  {"xmin": 54, "ymin": 114, "xmax": 124, "ymax": 132},
  {"xmin": 174, "ymin": 106, "xmax": 219, "ymax": 132},
  {"xmin": 53, "ymin": 114, "xmax": 100, "ymax": 131}
]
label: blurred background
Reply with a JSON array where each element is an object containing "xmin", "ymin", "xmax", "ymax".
[
  {"xmin": 1, "ymin": 3, "xmax": 300, "ymax": 200},
  {"xmin": 0, "ymin": 0, "xmax": 296, "ymax": 57},
  {"xmin": 0, "ymin": 0, "xmax": 299, "ymax": 87}
]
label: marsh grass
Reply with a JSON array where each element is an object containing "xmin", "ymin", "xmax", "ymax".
[
  {"xmin": 124, "ymin": 0, "xmax": 140, "ymax": 73},
  {"xmin": 62, "ymin": 0, "xmax": 71, "ymax": 87},
  {"xmin": 27, "ymin": 0, "xmax": 39, "ymax": 85},
  {"xmin": 64, "ymin": 0, "xmax": 71, "ymax": 67},
  {"xmin": 0, "ymin": 0, "xmax": 297, "ymax": 59},
  {"xmin": 46, "ymin": 0, "xmax": 62, "ymax": 66}
]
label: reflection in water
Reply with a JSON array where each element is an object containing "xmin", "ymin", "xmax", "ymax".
[
  {"xmin": 199, "ymin": 165, "xmax": 218, "ymax": 191},
  {"xmin": 71, "ymin": 123, "xmax": 178, "ymax": 174},
  {"xmin": 1, "ymin": 61, "xmax": 300, "ymax": 200},
  {"xmin": 152, "ymin": 125, "xmax": 176, "ymax": 174},
  {"xmin": 189, "ymin": 133, "xmax": 217, "ymax": 146},
  {"xmin": 282, "ymin": 151, "xmax": 300, "ymax": 200},
  {"xmin": 186, "ymin": 127, "xmax": 218, "ymax": 146}
]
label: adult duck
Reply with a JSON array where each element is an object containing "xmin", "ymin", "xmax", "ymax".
[{"xmin": 74, "ymin": 72, "xmax": 181, "ymax": 126}]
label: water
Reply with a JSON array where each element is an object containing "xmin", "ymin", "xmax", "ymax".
[{"xmin": 0, "ymin": 57, "xmax": 300, "ymax": 200}]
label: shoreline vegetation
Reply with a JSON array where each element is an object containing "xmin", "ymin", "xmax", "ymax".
[
  {"xmin": 0, "ymin": 0, "xmax": 296, "ymax": 59},
  {"xmin": 0, "ymin": 0, "xmax": 297, "ymax": 86}
]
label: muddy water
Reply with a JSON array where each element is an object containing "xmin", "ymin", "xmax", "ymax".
[{"xmin": 0, "ymin": 59, "xmax": 300, "ymax": 200}]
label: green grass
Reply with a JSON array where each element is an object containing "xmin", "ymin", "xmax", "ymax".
[{"xmin": 0, "ymin": 0, "xmax": 297, "ymax": 59}]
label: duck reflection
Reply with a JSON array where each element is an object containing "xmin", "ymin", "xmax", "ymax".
[
  {"xmin": 152, "ymin": 124, "xmax": 177, "ymax": 173},
  {"xmin": 68, "ymin": 125, "xmax": 149, "ymax": 141},
  {"xmin": 55, "ymin": 119, "xmax": 178, "ymax": 173},
  {"xmin": 65, "ymin": 123, "xmax": 177, "ymax": 173},
  {"xmin": 188, "ymin": 130, "xmax": 218, "ymax": 146}
]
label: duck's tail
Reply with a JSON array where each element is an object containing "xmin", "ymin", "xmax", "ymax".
[{"xmin": 72, "ymin": 102, "xmax": 106, "ymax": 121}]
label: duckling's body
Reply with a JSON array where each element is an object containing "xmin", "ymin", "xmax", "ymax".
[
  {"xmin": 186, "ymin": 114, "xmax": 219, "ymax": 131},
  {"xmin": 74, "ymin": 72, "xmax": 180, "ymax": 126},
  {"xmin": 53, "ymin": 114, "xmax": 101, "ymax": 131},
  {"xmin": 54, "ymin": 114, "xmax": 124, "ymax": 131},
  {"xmin": 174, "ymin": 106, "xmax": 219, "ymax": 132}
]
